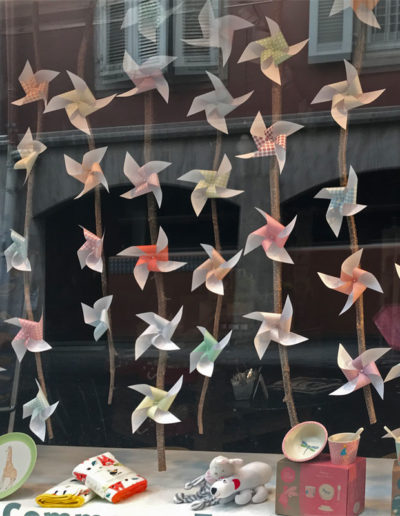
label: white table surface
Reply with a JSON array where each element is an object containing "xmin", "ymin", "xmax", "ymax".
[{"xmin": 0, "ymin": 446, "xmax": 394, "ymax": 515}]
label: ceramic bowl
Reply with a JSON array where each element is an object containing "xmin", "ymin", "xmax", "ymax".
[{"xmin": 282, "ymin": 421, "xmax": 328, "ymax": 463}]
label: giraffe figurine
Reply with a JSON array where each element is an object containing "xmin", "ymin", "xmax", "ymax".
[{"xmin": 1, "ymin": 446, "xmax": 17, "ymax": 490}]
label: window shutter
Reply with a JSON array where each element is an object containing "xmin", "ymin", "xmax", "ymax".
[
  {"xmin": 308, "ymin": 0, "xmax": 353, "ymax": 63},
  {"xmin": 367, "ymin": 0, "xmax": 400, "ymax": 50}
]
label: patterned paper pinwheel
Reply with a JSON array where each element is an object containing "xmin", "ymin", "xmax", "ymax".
[
  {"xmin": 5, "ymin": 316, "xmax": 52, "ymax": 362},
  {"xmin": 182, "ymin": 0, "xmax": 252, "ymax": 66},
  {"xmin": 178, "ymin": 154, "xmax": 243, "ymax": 216},
  {"xmin": 243, "ymin": 296, "xmax": 308, "ymax": 359},
  {"xmin": 119, "ymin": 52, "xmax": 177, "ymax": 102},
  {"xmin": 314, "ymin": 166, "xmax": 366, "ymax": 237},
  {"xmin": 118, "ymin": 227, "xmax": 186, "ymax": 290},
  {"xmin": 44, "ymin": 71, "xmax": 115, "ymax": 135},
  {"xmin": 192, "ymin": 244, "xmax": 242, "ymax": 296},
  {"xmin": 14, "ymin": 128, "xmax": 47, "ymax": 182},
  {"xmin": 311, "ymin": 60, "xmax": 385, "ymax": 130},
  {"xmin": 129, "ymin": 375, "xmax": 183, "ymax": 433},
  {"xmin": 189, "ymin": 326, "xmax": 232, "ymax": 377},
  {"xmin": 64, "ymin": 147, "xmax": 109, "ymax": 199},
  {"xmin": 318, "ymin": 249, "xmax": 383, "ymax": 315},
  {"xmin": 244, "ymin": 208, "xmax": 297, "ymax": 264},
  {"xmin": 238, "ymin": 17, "xmax": 308, "ymax": 85},
  {"xmin": 187, "ymin": 71, "xmax": 253, "ymax": 134},
  {"xmin": 121, "ymin": 152, "xmax": 171, "ymax": 207},
  {"xmin": 23, "ymin": 379, "xmax": 59, "ymax": 441},
  {"xmin": 81, "ymin": 295, "xmax": 113, "ymax": 341},
  {"xmin": 4, "ymin": 229, "xmax": 31, "ymax": 272},
  {"xmin": 77, "ymin": 226, "xmax": 104, "ymax": 273},
  {"xmin": 330, "ymin": 0, "xmax": 381, "ymax": 29},
  {"xmin": 236, "ymin": 111, "xmax": 303, "ymax": 173},
  {"xmin": 12, "ymin": 60, "xmax": 59, "ymax": 107},
  {"xmin": 135, "ymin": 306, "xmax": 183, "ymax": 360},
  {"xmin": 330, "ymin": 344, "xmax": 389, "ymax": 398}
]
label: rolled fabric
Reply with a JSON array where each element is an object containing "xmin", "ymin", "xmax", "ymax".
[{"xmin": 36, "ymin": 477, "xmax": 96, "ymax": 507}]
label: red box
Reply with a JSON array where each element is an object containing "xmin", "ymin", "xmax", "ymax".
[{"xmin": 275, "ymin": 455, "xmax": 366, "ymax": 516}]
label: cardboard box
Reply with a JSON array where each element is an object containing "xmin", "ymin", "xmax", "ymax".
[
  {"xmin": 391, "ymin": 460, "xmax": 400, "ymax": 515},
  {"xmin": 275, "ymin": 455, "xmax": 366, "ymax": 515}
]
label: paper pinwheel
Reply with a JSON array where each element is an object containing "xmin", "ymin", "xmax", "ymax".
[
  {"xmin": 330, "ymin": 0, "xmax": 381, "ymax": 29},
  {"xmin": 14, "ymin": 128, "xmax": 46, "ymax": 181},
  {"xmin": 135, "ymin": 306, "xmax": 183, "ymax": 360},
  {"xmin": 129, "ymin": 375, "xmax": 183, "ymax": 433},
  {"xmin": 118, "ymin": 227, "xmax": 186, "ymax": 290},
  {"xmin": 318, "ymin": 249, "xmax": 383, "ymax": 315},
  {"xmin": 189, "ymin": 326, "xmax": 232, "ymax": 377},
  {"xmin": 77, "ymin": 226, "xmax": 103, "ymax": 273},
  {"xmin": 238, "ymin": 17, "xmax": 308, "ymax": 85},
  {"xmin": 182, "ymin": 0, "xmax": 252, "ymax": 66},
  {"xmin": 12, "ymin": 60, "xmax": 59, "ymax": 107},
  {"xmin": 192, "ymin": 244, "xmax": 242, "ymax": 295},
  {"xmin": 187, "ymin": 71, "xmax": 253, "ymax": 134},
  {"xmin": 4, "ymin": 229, "xmax": 31, "ymax": 272},
  {"xmin": 5, "ymin": 316, "xmax": 51, "ymax": 362},
  {"xmin": 383, "ymin": 427, "xmax": 400, "ymax": 439},
  {"xmin": 44, "ymin": 71, "xmax": 115, "ymax": 135},
  {"xmin": 311, "ymin": 60, "xmax": 385, "ymax": 130},
  {"xmin": 244, "ymin": 208, "xmax": 297, "ymax": 264},
  {"xmin": 23, "ymin": 379, "xmax": 59, "ymax": 441},
  {"xmin": 396, "ymin": 263, "xmax": 400, "ymax": 278},
  {"xmin": 315, "ymin": 166, "xmax": 366, "ymax": 237},
  {"xmin": 121, "ymin": 152, "xmax": 170, "ymax": 207},
  {"xmin": 178, "ymin": 154, "xmax": 243, "ymax": 216},
  {"xmin": 236, "ymin": 112, "xmax": 303, "ymax": 173},
  {"xmin": 119, "ymin": 52, "xmax": 177, "ymax": 102},
  {"xmin": 243, "ymin": 296, "xmax": 308, "ymax": 359},
  {"xmin": 384, "ymin": 363, "xmax": 400, "ymax": 383},
  {"xmin": 330, "ymin": 344, "xmax": 389, "ymax": 398},
  {"xmin": 81, "ymin": 295, "xmax": 113, "ymax": 341},
  {"xmin": 64, "ymin": 147, "xmax": 108, "ymax": 199}
]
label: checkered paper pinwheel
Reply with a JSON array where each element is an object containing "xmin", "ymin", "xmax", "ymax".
[
  {"xmin": 12, "ymin": 60, "xmax": 58, "ymax": 107},
  {"xmin": 14, "ymin": 128, "xmax": 47, "ymax": 182},
  {"xmin": 23, "ymin": 379, "xmax": 59, "ymax": 441},
  {"xmin": 5, "ymin": 316, "xmax": 52, "ymax": 362},
  {"xmin": 4, "ymin": 229, "xmax": 31, "ymax": 272},
  {"xmin": 81, "ymin": 295, "xmax": 113, "ymax": 341},
  {"xmin": 64, "ymin": 147, "xmax": 109, "ymax": 199},
  {"xmin": 330, "ymin": 0, "xmax": 381, "ymax": 29},
  {"xmin": 190, "ymin": 327, "xmax": 232, "ymax": 377},
  {"xmin": 77, "ymin": 226, "xmax": 104, "ymax": 273}
]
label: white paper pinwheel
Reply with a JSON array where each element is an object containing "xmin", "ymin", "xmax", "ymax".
[
  {"xmin": 330, "ymin": 0, "xmax": 381, "ymax": 29},
  {"xmin": 192, "ymin": 244, "xmax": 242, "ymax": 296},
  {"xmin": 243, "ymin": 296, "xmax": 308, "ymax": 359},
  {"xmin": 119, "ymin": 52, "xmax": 177, "ymax": 102},
  {"xmin": 44, "ymin": 71, "xmax": 115, "ymax": 135},
  {"xmin": 330, "ymin": 344, "xmax": 389, "ymax": 398},
  {"xmin": 23, "ymin": 379, "xmax": 59, "ymax": 442},
  {"xmin": 12, "ymin": 60, "xmax": 59, "ymax": 107},
  {"xmin": 182, "ymin": 0, "xmax": 252, "ymax": 66},
  {"xmin": 190, "ymin": 326, "xmax": 232, "ymax": 377},
  {"xmin": 384, "ymin": 364, "xmax": 400, "ymax": 383},
  {"xmin": 236, "ymin": 112, "xmax": 303, "ymax": 173},
  {"xmin": 64, "ymin": 147, "xmax": 108, "ymax": 199},
  {"xmin": 244, "ymin": 208, "xmax": 297, "ymax": 264},
  {"xmin": 77, "ymin": 226, "xmax": 103, "ymax": 273},
  {"xmin": 5, "ymin": 316, "xmax": 51, "ymax": 362},
  {"xmin": 311, "ymin": 60, "xmax": 385, "ymax": 130},
  {"xmin": 14, "ymin": 128, "xmax": 46, "ymax": 181},
  {"xmin": 81, "ymin": 295, "xmax": 113, "ymax": 341},
  {"xmin": 187, "ymin": 71, "xmax": 253, "ymax": 134},
  {"xmin": 318, "ymin": 249, "xmax": 383, "ymax": 315},
  {"xmin": 315, "ymin": 166, "xmax": 366, "ymax": 237},
  {"xmin": 121, "ymin": 152, "xmax": 171, "ymax": 207},
  {"xmin": 118, "ymin": 227, "xmax": 186, "ymax": 290},
  {"xmin": 129, "ymin": 375, "xmax": 183, "ymax": 433},
  {"xmin": 135, "ymin": 306, "xmax": 183, "ymax": 360},
  {"xmin": 238, "ymin": 17, "xmax": 308, "ymax": 85},
  {"xmin": 4, "ymin": 229, "xmax": 31, "ymax": 272},
  {"xmin": 396, "ymin": 263, "xmax": 400, "ymax": 278},
  {"xmin": 383, "ymin": 427, "xmax": 400, "ymax": 439},
  {"xmin": 178, "ymin": 154, "xmax": 243, "ymax": 216}
]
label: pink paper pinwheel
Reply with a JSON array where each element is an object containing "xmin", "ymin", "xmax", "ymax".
[
  {"xmin": 318, "ymin": 249, "xmax": 383, "ymax": 315},
  {"xmin": 244, "ymin": 208, "xmax": 297, "ymax": 264},
  {"xmin": 236, "ymin": 111, "xmax": 303, "ymax": 173},
  {"xmin": 330, "ymin": 0, "xmax": 381, "ymax": 29},
  {"xmin": 119, "ymin": 51, "xmax": 177, "ymax": 102},
  {"xmin": 238, "ymin": 17, "xmax": 308, "ymax": 85},
  {"xmin": 330, "ymin": 344, "xmax": 389, "ymax": 398},
  {"xmin": 5, "ymin": 316, "xmax": 52, "ymax": 362},
  {"xmin": 120, "ymin": 152, "xmax": 171, "ymax": 207},
  {"xmin": 311, "ymin": 60, "xmax": 385, "ymax": 129},
  {"xmin": 12, "ymin": 60, "xmax": 59, "ymax": 107},
  {"xmin": 191, "ymin": 244, "xmax": 242, "ymax": 296},
  {"xmin": 14, "ymin": 128, "xmax": 47, "ymax": 182},
  {"xmin": 64, "ymin": 147, "xmax": 108, "ymax": 199},
  {"xmin": 118, "ymin": 227, "xmax": 186, "ymax": 290},
  {"xmin": 77, "ymin": 226, "xmax": 103, "ymax": 273},
  {"xmin": 44, "ymin": 72, "xmax": 115, "ymax": 134}
]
